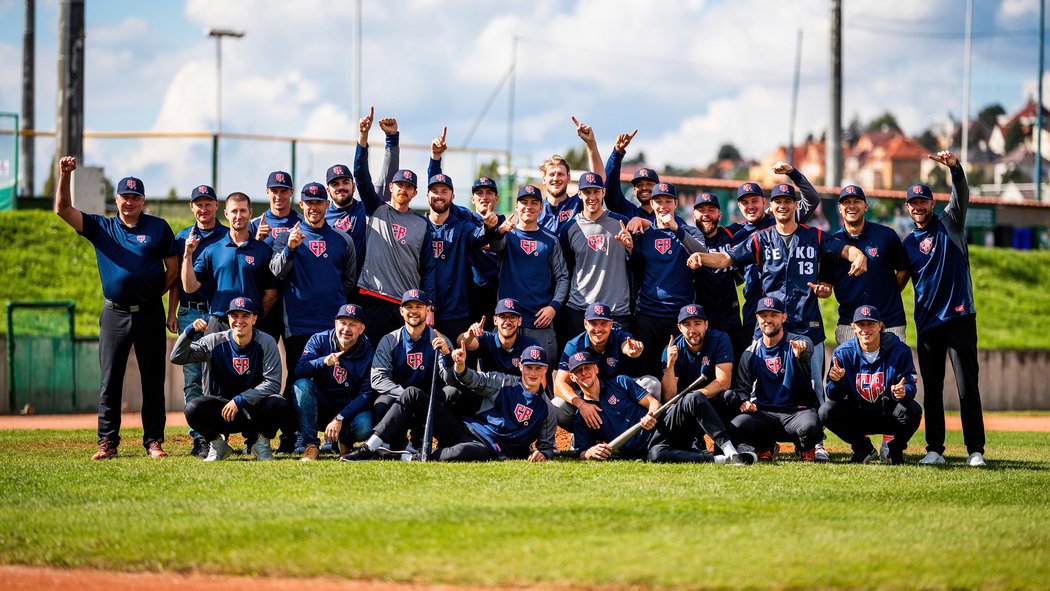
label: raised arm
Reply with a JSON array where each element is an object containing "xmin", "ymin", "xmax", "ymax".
[
  {"xmin": 931, "ymin": 151, "xmax": 969, "ymax": 228},
  {"xmin": 354, "ymin": 106, "xmax": 384, "ymax": 215},
  {"xmin": 53, "ymin": 156, "xmax": 84, "ymax": 232},
  {"xmin": 377, "ymin": 117, "xmax": 400, "ymax": 202}
]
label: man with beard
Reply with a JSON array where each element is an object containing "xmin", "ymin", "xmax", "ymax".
[
  {"xmin": 901, "ymin": 150, "xmax": 986, "ymax": 467},
  {"xmin": 556, "ymin": 172, "xmax": 635, "ymax": 343},
  {"xmin": 294, "ymin": 304, "xmax": 375, "ymax": 461},
  {"xmin": 600, "ymin": 128, "xmax": 660, "ymax": 222},
  {"xmin": 691, "ymin": 192, "xmax": 749, "ymax": 359},
  {"xmin": 662, "ymin": 305, "xmax": 736, "ymax": 426},
  {"xmin": 324, "ymin": 116, "xmax": 400, "ymax": 263},
  {"xmin": 727, "ymin": 297, "xmax": 824, "ymax": 461},
  {"xmin": 270, "ymin": 182, "xmax": 358, "ymax": 453},
  {"xmin": 353, "ymin": 107, "xmax": 436, "ymax": 346},
  {"xmin": 171, "ymin": 296, "xmax": 287, "ymax": 462},
  {"xmin": 536, "ymin": 117, "xmax": 604, "ymax": 234},
  {"xmin": 458, "ymin": 298, "xmax": 539, "ymax": 376},
  {"xmin": 487, "ymin": 185, "xmax": 570, "ymax": 364},
  {"xmin": 822, "ymin": 305, "xmax": 921, "ymax": 465},
  {"xmin": 169, "ymin": 184, "xmax": 227, "ymax": 457}
]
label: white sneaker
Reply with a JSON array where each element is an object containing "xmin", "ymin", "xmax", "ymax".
[
  {"xmin": 251, "ymin": 436, "xmax": 274, "ymax": 461},
  {"xmin": 879, "ymin": 439, "xmax": 891, "ymax": 462},
  {"xmin": 918, "ymin": 451, "xmax": 946, "ymax": 465},
  {"xmin": 814, "ymin": 442, "xmax": 830, "ymax": 463},
  {"xmin": 204, "ymin": 437, "xmax": 233, "ymax": 462},
  {"xmin": 967, "ymin": 452, "xmax": 986, "ymax": 467}
]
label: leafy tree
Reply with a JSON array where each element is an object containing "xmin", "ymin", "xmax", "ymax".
[
  {"xmin": 917, "ymin": 129, "xmax": 940, "ymax": 152},
  {"xmin": 476, "ymin": 159, "xmax": 500, "ymax": 180},
  {"xmin": 866, "ymin": 112, "xmax": 902, "ymax": 133},
  {"xmin": 927, "ymin": 167, "xmax": 949, "ymax": 192},
  {"xmin": 166, "ymin": 187, "xmax": 178, "ymax": 201},
  {"xmin": 563, "ymin": 146, "xmax": 588, "ymax": 171},
  {"xmin": 717, "ymin": 144, "xmax": 741, "ymax": 161},
  {"xmin": 624, "ymin": 150, "xmax": 646, "ymax": 166},
  {"xmin": 1002, "ymin": 166, "xmax": 1031, "ymax": 184},
  {"xmin": 977, "ymin": 103, "xmax": 1006, "ymax": 127},
  {"xmin": 1004, "ymin": 120, "xmax": 1025, "ymax": 154}
]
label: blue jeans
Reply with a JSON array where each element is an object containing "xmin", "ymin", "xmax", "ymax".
[
  {"xmin": 809, "ymin": 342, "xmax": 826, "ymax": 406},
  {"xmin": 293, "ymin": 378, "xmax": 373, "ymax": 447},
  {"xmin": 177, "ymin": 306, "xmax": 209, "ymax": 439}
]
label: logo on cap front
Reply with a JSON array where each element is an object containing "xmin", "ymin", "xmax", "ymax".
[
  {"xmin": 846, "ymin": 185, "xmax": 855, "ymax": 194},
  {"xmin": 530, "ymin": 348, "xmax": 541, "ymax": 359},
  {"xmin": 334, "ymin": 166, "xmax": 344, "ymax": 174},
  {"xmin": 276, "ymin": 173, "xmax": 286, "ymax": 182},
  {"xmin": 504, "ymin": 299, "xmax": 514, "ymax": 308},
  {"xmin": 688, "ymin": 305, "xmax": 697, "ymax": 314},
  {"xmin": 480, "ymin": 177, "xmax": 490, "ymax": 183},
  {"xmin": 574, "ymin": 352, "xmax": 586, "ymax": 362},
  {"xmin": 640, "ymin": 169, "xmax": 648, "ymax": 175},
  {"xmin": 526, "ymin": 185, "xmax": 535, "ymax": 194},
  {"xmin": 309, "ymin": 185, "xmax": 319, "ymax": 195},
  {"xmin": 437, "ymin": 175, "xmax": 446, "ymax": 182},
  {"xmin": 592, "ymin": 304, "xmax": 604, "ymax": 316},
  {"xmin": 744, "ymin": 184, "xmax": 753, "ymax": 191},
  {"xmin": 779, "ymin": 184, "xmax": 788, "ymax": 192},
  {"xmin": 127, "ymin": 179, "xmax": 137, "ymax": 190},
  {"xmin": 913, "ymin": 186, "xmax": 922, "ymax": 194},
  {"xmin": 763, "ymin": 297, "xmax": 774, "ymax": 307},
  {"xmin": 198, "ymin": 185, "xmax": 208, "ymax": 193},
  {"xmin": 409, "ymin": 290, "xmax": 419, "ymax": 299},
  {"xmin": 585, "ymin": 174, "xmax": 595, "ymax": 182},
  {"xmin": 861, "ymin": 306, "xmax": 871, "ymax": 316},
  {"xmin": 404, "ymin": 171, "xmax": 414, "ymax": 180},
  {"xmin": 234, "ymin": 298, "xmax": 245, "ymax": 307}
]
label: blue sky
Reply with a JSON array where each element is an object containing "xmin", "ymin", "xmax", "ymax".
[{"xmin": 0, "ymin": 0, "xmax": 1047, "ymax": 200}]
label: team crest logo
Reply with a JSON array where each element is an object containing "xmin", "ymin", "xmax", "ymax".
[
  {"xmin": 529, "ymin": 347, "xmax": 541, "ymax": 359},
  {"xmin": 845, "ymin": 185, "xmax": 856, "ymax": 194},
  {"xmin": 514, "ymin": 403, "xmax": 533, "ymax": 423},
  {"xmin": 435, "ymin": 174, "xmax": 447, "ymax": 183},
  {"xmin": 525, "ymin": 185, "xmax": 536, "ymax": 194},
  {"xmin": 233, "ymin": 298, "xmax": 245, "ymax": 308},
  {"xmin": 559, "ymin": 209, "xmax": 573, "ymax": 222},
  {"xmin": 954, "ymin": 304, "xmax": 966, "ymax": 313},
  {"xmin": 520, "ymin": 240, "xmax": 537, "ymax": 255},
  {"xmin": 592, "ymin": 304, "xmax": 604, "ymax": 316},
  {"xmin": 332, "ymin": 365, "xmax": 347, "ymax": 384},
  {"xmin": 511, "ymin": 358, "xmax": 521, "ymax": 367},
  {"xmin": 765, "ymin": 356, "xmax": 781, "ymax": 374},
  {"xmin": 232, "ymin": 356, "xmax": 250, "ymax": 375},
  {"xmin": 779, "ymin": 184, "xmax": 789, "ymax": 192},
  {"xmin": 271, "ymin": 227, "xmax": 290, "ymax": 236},
  {"xmin": 334, "ymin": 216, "xmax": 352, "ymax": 232},
  {"xmin": 136, "ymin": 235, "xmax": 148, "ymax": 244},
  {"xmin": 763, "ymin": 297, "xmax": 774, "ymax": 307},
  {"xmin": 743, "ymin": 184, "xmax": 753, "ymax": 192},
  {"xmin": 391, "ymin": 223, "xmax": 407, "ymax": 242},
  {"xmin": 432, "ymin": 240, "xmax": 444, "ymax": 258},
  {"xmin": 866, "ymin": 246, "xmax": 878, "ymax": 257},
  {"xmin": 919, "ymin": 236, "xmax": 934, "ymax": 255},
  {"xmin": 608, "ymin": 395, "xmax": 619, "ymax": 406},
  {"xmin": 687, "ymin": 306, "xmax": 697, "ymax": 315},
  {"xmin": 639, "ymin": 169, "xmax": 649, "ymax": 176},
  {"xmin": 658, "ymin": 183, "xmax": 667, "ymax": 192},
  {"xmin": 702, "ymin": 356, "xmax": 710, "ymax": 366},
  {"xmin": 607, "ymin": 357, "xmax": 617, "ymax": 367},
  {"xmin": 308, "ymin": 185, "xmax": 320, "ymax": 195},
  {"xmin": 308, "ymin": 240, "xmax": 326, "ymax": 257},
  {"xmin": 404, "ymin": 171, "xmax": 414, "ymax": 181},
  {"xmin": 654, "ymin": 238, "xmax": 672, "ymax": 254},
  {"xmin": 333, "ymin": 166, "xmax": 344, "ymax": 175},
  {"xmin": 198, "ymin": 185, "xmax": 208, "ymax": 194},
  {"xmin": 126, "ymin": 179, "xmax": 137, "ymax": 190},
  {"xmin": 861, "ymin": 306, "xmax": 871, "ymax": 316},
  {"xmin": 585, "ymin": 174, "xmax": 595, "ymax": 183},
  {"xmin": 912, "ymin": 186, "xmax": 923, "ymax": 195},
  {"xmin": 480, "ymin": 177, "xmax": 490, "ymax": 184},
  {"xmin": 244, "ymin": 255, "xmax": 255, "ymax": 265},
  {"xmin": 406, "ymin": 352, "xmax": 423, "ymax": 370},
  {"xmin": 275, "ymin": 173, "xmax": 286, "ymax": 183},
  {"xmin": 587, "ymin": 234, "xmax": 606, "ymax": 252},
  {"xmin": 855, "ymin": 372, "xmax": 884, "ymax": 403},
  {"xmin": 573, "ymin": 352, "xmax": 586, "ymax": 362}
]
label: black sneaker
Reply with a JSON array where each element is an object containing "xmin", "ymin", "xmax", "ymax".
[
  {"xmin": 887, "ymin": 450, "xmax": 906, "ymax": 465},
  {"xmin": 850, "ymin": 445, "xmax": 878, "ymax": 464},
  {"xmin": 275, "ymin": 436, "xmax": 297, "ymax": 455},
  {"xmin": 339, "ymin": 446, "xmax": 380, "ymax": 462},
  {"xmin": 190, "ymin": 437, "xmax": 209, "ymax": 459}
]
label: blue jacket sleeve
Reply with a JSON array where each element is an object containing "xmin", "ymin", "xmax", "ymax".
[
  {"xmin": 354, "ymin": 144, "xmax": 384, "ymax": 215},
  {"xmin": 603, "ymin": 148, "xmax": 636, "ymax": 218},
  {"xmin": 789, "ymin": 168, "xmax": 821, "ymax": 225},
  {"xmin": 295, "ymin": 333, "xmax": 328, "ymax": 380},
  {"xmin": 377, "ymin": 132, "xmax": 400, "ymax": 202}
]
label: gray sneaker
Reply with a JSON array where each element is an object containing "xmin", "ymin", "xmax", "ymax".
[
  {"xmin": 918, "ymin": 451, "xmax": 946, "ymax": 465},
  {"xmin": 251, "ymin": 436, "xmax": 275, "ymax": 461},
  {"xmin": 204, "ymin": 437, "xmax": 233, "ymax": 462},
  {"xmin": 967, "ymin": 452, "xmax": 987, "ymax": 467},
  {"xmin": 814, "ymin": 442, "xmax": 831, "ymax": 463},
  {"xmin": 879, "ymin": 438, "xmax": 892, "ymax": 462}
]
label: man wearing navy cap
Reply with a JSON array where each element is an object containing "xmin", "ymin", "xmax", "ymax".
[
  {"xmin": 353, "ymin": 108, "xmax": 436, "ymax": 346},
  {"xmin": 325, "ymin": 116, "xmax": 399, "ymax": 264},
  {"xmin": 293, "ymin": 304, "xmax": 375, "ymax": 461},
  {"xmin": 342, "ymin": 344, "xmax": 555, "ymax": 462},
  {"xmin": 690, "ymin": 192, "xmax": 748, "ymax": 359},
  {"xmin": 171, "ymin": 296, "xmax": 287, "ymax": 461},
  {"xmin": 54, "ymin": 156, "xmax": 177, "ymax": 460},
  {"xmin": 169, "ymin": 184, "xmax": 227, "ymax": 457},
  {"xmin": 458, "ymin": 298, "xmax": 540, "ymax": 377},
  {"xmin": 662, "ymin": 304, "xmax": 737, "ymax": 426},
  {"xmin": 598, "ymin": 126, "xmax": 658, "ymax": 222},
  {"xmin": 250, "ymin": 170, "xmax": 302, "ymax": 363},
  {"xmin": 901, "ymin": 150, "xmax": 986, "ymax": 467},
  {"xmin": 270, "ymin": 181, "xmax": 358, "ymax": 453},
  {"xmin": 822, "ymin": 305, "xmax": 921, "ymax": 464},
  {"xmin": 567, "ymin": 351, "xmax": 754, "ymax": 465},
  {"xmin": 487, "ymin": 185, "xmax": 570, "ymax": 364}
]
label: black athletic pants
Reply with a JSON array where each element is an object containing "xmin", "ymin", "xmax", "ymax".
[
  {"xmin": 361, "ymin": 295, "xmax": 404, "ymax": 350},
  {"xmin": 632, "ymin": 312, "xmax": 678, "ymax": 377},
  {"xmin": 184, "ymin": 394, "xmax": 289, "ymax": 442},
  {"xmin": 729, "ymin": 408, "xmax": 823, "ymax": 453},
  {"xmin": 917, "ymin": 315, "xmax": 985, "ymax": 455},
  {"xmin": 374, "ymin": 386, "xmax": 497, "ymax": 462},
  {"xmin": 97, "ymin": 301, "xmax": 167, "ymax": 449},
  {"xmin": 819, "ymin": 398, "xmax": 922, "ymax": 453},
  {"xmin": 647, "ymin": 391, "xmax": 733, "ymax": 463}
]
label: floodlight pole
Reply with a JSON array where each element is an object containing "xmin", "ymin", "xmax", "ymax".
[{"xmin": 208, "ymin": 28, "xmax": 244, "ymax": 191}]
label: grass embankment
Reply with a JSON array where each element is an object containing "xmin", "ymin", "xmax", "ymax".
[
  {"xmin": 2, "ymin": 209, "xmax": 1049, "ymax": 347},
  {"xmin": 0, "ymin": 428, "xmax": 1047, "ymax": 589}
]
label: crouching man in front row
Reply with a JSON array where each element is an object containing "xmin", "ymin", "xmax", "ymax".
[
  {"xmin": 341, "ymin": 343, "xmax": 556, "ymax": 462},
  {"xmin": 170, "ymin": 296, "xmax": 287, "ymax": 461}
]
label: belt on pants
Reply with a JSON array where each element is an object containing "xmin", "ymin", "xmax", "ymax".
[
  {"xmin": 105, "ymin": 300, "xmax": 148, "ymax": 313},
  {"xmin": 179, "ymin": 302, "xmax": 209, "ymax": 312}
]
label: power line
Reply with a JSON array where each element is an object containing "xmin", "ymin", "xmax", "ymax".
[{"xmin": 847, "ymin": 23, "xmax": 1040, "ymax": 39}]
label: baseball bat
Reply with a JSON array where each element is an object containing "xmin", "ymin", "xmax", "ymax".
[
  {"xmin": 420, "ymin": 351, "xmax": 441, "ymax": 463},
  {"xmin": 607, "ymin": 374, "xmax": 709, "ymax": 452}
]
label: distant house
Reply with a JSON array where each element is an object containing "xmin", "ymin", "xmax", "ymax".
[{"xmin": 843, "ymin": 129, "xmax": 927, "ymax": 190}]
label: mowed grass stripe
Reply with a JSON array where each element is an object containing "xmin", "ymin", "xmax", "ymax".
[{"xmin": 1, "ymin": 429, "xmax": 1049, "ymax": 589}]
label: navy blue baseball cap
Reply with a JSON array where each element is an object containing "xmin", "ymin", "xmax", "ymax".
[
  {"xmin": 400, "ymin": 289, "xmax": 431, "ymax": 306},
  {"xmin": 632, "ymin": 168, "xmax": 660, "ymax": 185},
  {"xmin": 117, "ymin": 176, "xmax": 145, "ymax": 196},
  {"xmin": 267, "ymin": 171, "xmax": 293, "ymax": 189},
  {"xmin": 906, "ymin": 183, "xmax": 933, "ymax": 201},
  {"xmin": 578, "ymin": 171, "xmax": 604, "ymax": 190},
  {"xmin": 651, "ymin": 182, "xmax": 677, "ymax": 199},
  {"xmin": 678, "ymin": 304, "xmax": 708, "ymax": 323},
  {"xmin": 838, "ymin": 184, "xmax": 866, "ymax": 202},
  {"xmin": 756, "ymin": 296, "xmax": 785, "ymax": 314},
  {"xmin": 519, "ymin": 345, "xmax": 549, "ymax": 367},
  {"xmin": 770, "ymin": 183, "xmax": 797, "ymax": 200},
  {"xmin": 226, "ymin": 296, "xmax": 256, "ymax": 315},
  {"xmin": 472, "ymin": 177, "xmax": 498, "ymax": 193},
  {"xmin": 852, "ymin": 305, "xmax": 882, "ymax": 324},
  {"xmin": 190, "ymin": 184, "xmax": 217, "ymax": 201},
  {"xmin": 517, "ymin": 184, "xmax": 542, "ymax": 200},
  {"xmin": 494, "ymin": 298, "xmax": 522, "ymax": 317},
  {"xmin": 300, "ymin": 182, "xmax": 327, "ymax": 201},
  {"xmin": 392, "ymin": 169, "xmax": 417, "ymax": 188},
  {"xmin": 326, "ymin": 164, "xmax": 353, "ymax": 184},
  {"xmin": 428, "ymin": 173, "xmax": 454, "ymax": 191},
  {"xmin": 737, "ymin": 182, "xmax": 764, "ymax": 200},
  {"xmin": 566, "ymin": 350, "xmax": 599, "ymax": 371},
  {"xmin": 584, "ymin": 302, "xmax": 613, "ymax": 322},
  {"xmin": 335, "ymin": 303, "xmax": 366, "ymax": 323},
  {"xmin": 694, "ymin": 192, "xmax": 720, "ymax": 209}
]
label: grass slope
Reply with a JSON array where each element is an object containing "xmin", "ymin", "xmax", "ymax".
[
  {"xmin": 1, "ymin": 429, "xmax": 1049, "ymax": 589},
  {"xmin": 3, "ymin": 210, "xmax": 1050, "ymax": 347}
]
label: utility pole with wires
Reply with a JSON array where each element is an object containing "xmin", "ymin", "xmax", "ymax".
[
  {"xmin": 788, "ymin": 29, "xmax": 803, "ymax": 168},
  {"xmin": 961, "ymin": 0, "xmax": 973, "ymax": 170},
  {"xmin": 826, "ymin": 0, "xmax": 842, "ymax": 187}
]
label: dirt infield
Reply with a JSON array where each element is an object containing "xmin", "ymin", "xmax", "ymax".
[
  {"xmin": 2, "ymin": 411, "xmax": 1049, "ymax": 432},
  {"xmin": 0, "ymin": 565, "xmax": 524, "ymax": 591}
]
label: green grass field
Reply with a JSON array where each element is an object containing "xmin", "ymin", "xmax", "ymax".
[{"xmin": 1, "ymin": 427, "xmax": 1048, "ymax": 589}]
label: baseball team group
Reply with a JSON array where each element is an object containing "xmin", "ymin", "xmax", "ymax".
[{"xmin": 52, "ymin": 110, "xmax": 987, "ymax": 467}]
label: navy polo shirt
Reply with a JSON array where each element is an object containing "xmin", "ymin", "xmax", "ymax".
[
  {"xmin": 78, "ymin": 213, "xmax": 176, "ymax": 306},
  {"xmin": 661, "ymin": 328, "xmax": 735, "ymax": 387},
  {"xmin": 475, "ymin": 331, "xmax": 540, "ymax": 376},
  {"xmin": 827, "ymin": 221, "xmax": 908, "ymax": 328},
  {"xmin": 173, "ymin": 222, "xmax": 227, "ymax": 305},
  {"xmin": 193, "ymin": 234, "xmax": 277, "ymax": 316}
]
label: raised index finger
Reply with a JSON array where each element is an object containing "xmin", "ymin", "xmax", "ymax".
[
  {"xmin": 571, "ymin": 115, "xmax": 580, "ymax": 127},
  {"xmin": 441, "ymin": 126, "xmax": 447, "ymax": 141},
  {"xmin": 368, "ymin": 105, "xmax": 374, "ymax": 119},
  {"xmin": 619, "ymin": 220, "xmax": 627, "ymax": 232},
  {"xmin": 628, "ymin": 129, "xmax": 638, "ymax": 140}
]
